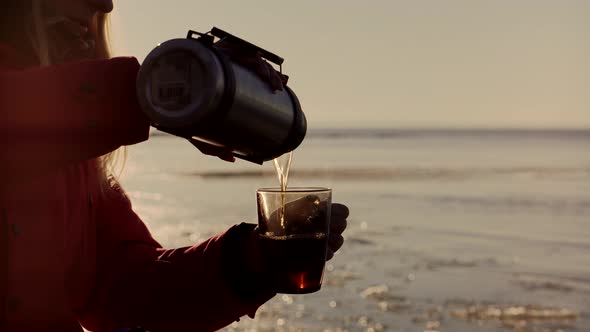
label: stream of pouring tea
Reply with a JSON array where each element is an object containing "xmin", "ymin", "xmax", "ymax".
[{"xmin": 273, "ymin": 152, "xmax": 293, "ymax": 227}]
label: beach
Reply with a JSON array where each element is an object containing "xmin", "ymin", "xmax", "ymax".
[{"xmin": 120, "ymin": 129, "xmax": 590, "ymax": 332}]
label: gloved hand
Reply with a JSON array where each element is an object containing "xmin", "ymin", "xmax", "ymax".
[{"xmin": 265, "ymin": 196, "xmax": 349, "ymax": 260}]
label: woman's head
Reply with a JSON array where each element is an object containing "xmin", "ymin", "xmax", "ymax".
[
  {"xmin": 44, "ymin": 0, "xmax": 114, "ymax": 20},
  {"xmin": 1, "ymin": 0, "xmax": 126, "ymax": 193},
  {"xmin": 1, "ymin": 0, "xmax": 114, "ymax": 65}
]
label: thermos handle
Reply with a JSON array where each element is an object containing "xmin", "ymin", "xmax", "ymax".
[
  {"xmin": 187, "ymin": 137, "xmax": 265, "ymax": 165},
  {"xmin": 187, "ymin": 27, "xmax": 285, "ymax": 70},
  {"xmin": 138, "ymin": 28, "xmax": 306, "ymax": 164}
]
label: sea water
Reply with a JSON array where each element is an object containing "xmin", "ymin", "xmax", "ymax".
[{"xmin": 121, "ymin": 128, "xmax": 590, "ymax": 331}]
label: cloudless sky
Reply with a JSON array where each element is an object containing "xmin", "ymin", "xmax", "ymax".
[{"xmin": 110, "ymin": 0, "xmax": 590, "ymax": 128}]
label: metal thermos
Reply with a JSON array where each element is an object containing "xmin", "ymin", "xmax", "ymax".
[{"xmin": 136, "ymin": 27, "xmax": 307, "ymax": 164}]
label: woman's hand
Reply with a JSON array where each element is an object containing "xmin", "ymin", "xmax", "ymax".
[
  {"xmin": 260, "ymin": 198, "xmax": 350, "ymax": 262},
  {"xmin": 243, "ymin": 201, "xmax": 349, "ymax": 274},
  {"xmin": 239, "ymin": 201, "xmax": 348, "ymax": 301},
  {"xmin": 326, "ymin": 203, "xmax": 349, "ymax": 260}
]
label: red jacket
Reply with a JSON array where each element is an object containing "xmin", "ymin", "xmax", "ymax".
[{"xmin": 0, "ymin": 44, "xmax": 272, "ymax": 332}]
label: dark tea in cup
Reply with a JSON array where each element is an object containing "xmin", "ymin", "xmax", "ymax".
[{"xmin": 257, "ymin": 187, "xmax": 332, "ymax": 294}]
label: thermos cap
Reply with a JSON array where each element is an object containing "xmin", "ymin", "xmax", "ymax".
[{"xmin": 137, "ymin": 39, "xmax": 226, "ymax": 129}]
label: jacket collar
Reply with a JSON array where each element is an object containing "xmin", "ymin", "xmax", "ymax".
[{"xmin": 0, "ymin": 43, "xmax": 38, "ymax": 70}]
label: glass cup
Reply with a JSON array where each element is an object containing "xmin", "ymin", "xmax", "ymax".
[{"xmin": 256, "ymin": 187, "xmax": 332, "ymax": 294}]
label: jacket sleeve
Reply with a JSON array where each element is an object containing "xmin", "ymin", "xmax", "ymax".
[
  {"xmin": 0, "ymin": 57, "xmax": 150, "ymax": 176},
  {"xmin": 77, "ymin": 184, "xmax": 275, "ymax": 332}
]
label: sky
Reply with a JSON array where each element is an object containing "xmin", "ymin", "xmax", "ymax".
[{"xmin": 110, "ymin": 0, "xmax": 590, "ymax": 129}]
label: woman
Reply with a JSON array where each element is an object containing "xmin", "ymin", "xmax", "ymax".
[{"xmin": 0, "ymin": 0, "xmax": 349, "ymax": 331}]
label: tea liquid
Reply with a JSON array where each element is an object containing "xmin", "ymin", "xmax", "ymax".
[
  {"xmin": 259, "ymin": 233, "xmax": 328, "ymax": 294},
  {"xmin": 272, "ymin": 152, "xmax": 292, "ymax": 226}
]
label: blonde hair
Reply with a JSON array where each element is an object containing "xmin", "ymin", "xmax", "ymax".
[{"xmin": 30, "ymin": 0, "xmax": 127, "ymax": 194}]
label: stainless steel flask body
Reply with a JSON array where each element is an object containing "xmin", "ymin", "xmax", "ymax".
[{"xmin": 136, "ymin": 31, "xmax": 306, "ymax": 164}]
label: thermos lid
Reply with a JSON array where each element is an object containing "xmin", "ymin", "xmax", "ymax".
[{"xmin": 136, "ymin": 38, "xmax": 226, "ymax": 129}]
